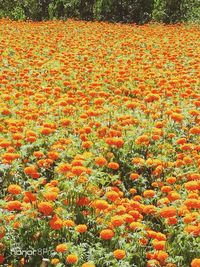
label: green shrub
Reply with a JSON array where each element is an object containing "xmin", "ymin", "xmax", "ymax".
[
  {"xmin": 0, "ymin": 0, "xmax": 199, "ymax": 23},
  {"xmin": 153, "ymin": 0, "xmax": 200, "ymax": 23},
  {"xmin": 94, "ymin": 0, "xmax": 153, "ymax": 23}
]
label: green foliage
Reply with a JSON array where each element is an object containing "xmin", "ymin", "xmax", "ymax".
[
  {"xmin": 94, "ymin": 0, "xmax": 153, "ymax": 23},
  {"xmin": 0, "ymin": 0, "xmax": 199, "ymax": 23},
  {"xmin": 153, "ymin": 0, "xmax": 200, "ymax": 23}
]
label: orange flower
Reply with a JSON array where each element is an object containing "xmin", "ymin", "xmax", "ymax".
[
  {"xmin": 129, "ymin": 222, "xmax": 143, "ymax": 231},
  {"xmin": 64, "ymin": 219, "xmax": 75, "ymax": 227},
  {"xmin": 82, "ymin": 141, "xmax": 93, "ymax": 149},
  {"xmin": 130, "ymin": 173, "xmax": 139, "ymax": 180},
  {"xmin": 24, "ymin": 165, "xmax": 38, "ymax": 177},
  {"xmin": 60, "ymin": 118, "xmax": 71, "ymax": 126},
  {"xmin": 51, "ymin": 258, "xmax": 60, "ymax": 265},
  {"xmin": 66, "ymin": 254, "xmax": 78, "ymax": 264},
  {"xmin": 7, "ymin": 201, "xmax": 22, "ymax": 211},
  {"xmin": 184, "ymin": 225, "xmax": 200, "ymax": 237},
  {"xmin": 100, "ymin": 229, "xmax": 114, "ymax": 240},
  {"xmin": 170, "ymin": 113, "xmax": 183, "ymax": 122},
  {"xmin": 95, "ymin": 157, "xmax": 107, "ymax": 166},
  {"xmin": 33, "ymin": 151, "xmax": 44, "ymax": 158},
  {"xmin": 38, "ymin": 202, "xmax": 53, "ymax": 216},
  {"xmin": 56, "ymin": 243, "xmax": 68, "ymax": 253},
  {"xmin": 75, "ymin": 224, "xmax": 87, "ymax": 233},
  {"xmin": 8, "ymin": 184, "xmax": 22, "ymax": 195},
  {"xmin": 184, "ymin": 199, "xmax": 200, "ymax": 209},
  {"xmin": 135, "ymin": 134, "xmax": 149, "ymax": 145},
  {"xmin": 94, "ymin": 200, "xmax": 109, "ymax": 210},
  {"xmin": 152, "ymin": 240, "xmax": 166, "ymax": 250},
  {"xmin": 143, "ymin": 205, "xmax": 157, "ymax": 215},
  {"xmin": 159, "ymin": 207, "xmax": 176, "ymax": 218},
  {"xmin": 155, "ymin": 250, "xmax": 168, "ymax": 263},
  {"xmin": 147, "ymin": 260, "xmax": 160, "ymax": 267},
  {"xmin": 71, "ymin": 166, "xmax": 87, "ymax": 176},
  {"xmin": 167, "ymin": 216, "xmax": 178, "ymax": 225},
  {"xmin": 50, "ymin": 215, "xmax": 63, "ymax": 230},
  {"xmin": 111, "ymin": 216, "xmax": 124, "ymax": 227},
  {"xmin": 189, "ymin": 127, "xmax": 200, "ymax": 135},
  {"xmin": 43, "ymin": 191, "xmax": 58, "ymax": 201},
  {"xmin": 48, "ymin": 151, "xmax": 59, "ymax": 160},
  {"xmin": 143, "ymin": 190, "xmax": 155, "ymax": 198},
  {"xmin": 106, "ymin": 191, "xmax": 119, "ymax": 202},
  {"xmin": 40, "ymin": 127, "xmax": 54, "ymax": 135},
  {"xmin": 113, "ymin": 249, "xmax": 126, "ymax": 260},
  {"xmin": 57, "ymin": 162, "xmax": 71, "ymax": 173},
  {"xmin": 107, "ymin": 162, "xmax": 119, "ymax": 170},
  {"xmin": 191, "ymin": 258, "xmax": 200, "ymax": 267},
  {"xmin": 185, "ymin": 181, "xmax": 199, "ymax": 191}
]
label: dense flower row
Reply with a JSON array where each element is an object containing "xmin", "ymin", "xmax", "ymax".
[{"xmin": 0, "ymin": 19, "xmax": 200, "ymax": 266}]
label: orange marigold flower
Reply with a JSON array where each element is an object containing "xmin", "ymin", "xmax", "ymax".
[
  {"xmin": 51, "ymin": 258, "xmax": 60, "ymax": 265},
  {"xmin": 167, "ymin": 216, "xmax": 178, "ymax": 225},
  {"xmin": 184, "ymin": 199, "xmax": 200, "ymax": 209},
  {"xmin": 147, "ymin": 260, "xmax": 160, "ymax": 267},
  {"xmin": 106, "ymin": 190, "xmax": 119, "ymax": 202},
  {"xmin": 166, "ymin": 177, "xmax": 176, "ymax": 184},
  {"xmin": 56, "ymin": 243, "xmax": 68, "ymax": 253},
  {"xmin": 143, "ymin": 205, "xmax": 157, "ymax": 215},
  {"xmin": 191, "ymin": 258, "xmax": 200, "ymax": 267},
  {"xmin": 189, "ymin": 127, "xmax": 200, "ymax": 135},
  {"xmin": 170, "ymin": 112, "xmax": 183, "ymax": 122},
  {"xmin": 129, "ymin": 222, "xmax": 143, "ymax": 231},
  {"xmin": 82, "ymin": 141, "xmax": 93, "ymax": 149},
  {"xmin": 64, "ymin": 219, "xmax": 75, "ymax": 227},
  {"xmin": 94, "ymin": 200, "xmax": 109, "ymax": 210},
  {"xmin": 152, "ymin": 240, "xmax": 166, "ymax": 250},
  {"xmin": 43, "ymin": 191, "xmax": 58, "ymax": 201},
  {"xmin": 60, "ymin": 118, "xmax": 71, "ymax": 126},
  {"xmin": 184, "ymin": 225, "xmax": 200, "ymax": 237},
  {"xmin": 75, "ymin": 224, "xmax": 87, "ymax": 233},
  {"xmin": 130, "ymin": 173, "xmax": 139, "ymax": 180},
  {"xmin": 143, "ymin": 190, "xmax": 155, "ymax": 198},
  {"xmin": 57, "ymin": 162, "xmax": 71, "ymax": 173},
  {"xmin": 8, "ymin": 184, "xmax": 22, "ymax": 195},
  {"xmin": 33, "ymin": 151, "xmax": 44, "ymax": 158},
  {"xmin": 66, "ymin": 254, "xmax": 78, "ymax": 264},
  {"xmin": 40, "ymin": 127, "xmax": 54, "ymax": 135},
  {"xmin": 95, "ymin": 157, "xmax": 107, "ymax": 166},
  {"xmin": 24, "ymin": 165, "xmax": 38, "ymax": 176},
  {"xmin": 38, "ymin": 201, "xmax": 53, "ymax": 216},
  {"xmin": 135, "ymin": 134, "xmax": 149, "ymax": 145},
  {"xmin": 107, "ymin": 162, "xmax": 119, "ymax": 170},
  {"xmin": 155, "ymin": 250, "xmax": 168, "ymax": 263},
  {"xmin": 185, "ymin": 181, "xmax": 199, "ymax": 191},
  {"xmin": 159, "ymin": 207, "xmax": 176, "ymax": 218},
  {"xmin": 7, "ymin": 200, "xmax": 22, "ymax": 211},
  {"xmin": 50, "ymin": 215, "xmax": 63, "ymax": 230},
  {"xmin": 71, "ymin": 166, "xmax": 87, "ymax": 176},
  {"xmin": 100, "ymin": 229, "xmax": 115, "ymax": 240},
  {"xmin": 48, "ymin": 151, "xmax": 59, "ymax": 160},
  {"xmin": 111, "ymin": 216, "xmax": 124, "ymax": 227},
  {"xmin": 113, "ymin": 249, "xmax": 126, "ymax": 260}
]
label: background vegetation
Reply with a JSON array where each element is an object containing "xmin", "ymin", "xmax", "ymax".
[{"xmin": 0, "ymin": 0, "xmax": 200, "ymax": 23}]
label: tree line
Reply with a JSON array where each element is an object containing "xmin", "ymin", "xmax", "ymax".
[{"xmin": 0, "ymin": 0, "xmax": 199, "ymax": 23}]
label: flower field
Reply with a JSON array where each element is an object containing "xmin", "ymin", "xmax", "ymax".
[{"xmin": 0, "ymin": 19, "xmax": 200, "ymax": 267}]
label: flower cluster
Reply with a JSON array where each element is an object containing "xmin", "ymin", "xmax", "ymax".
[{"xmin": 0, "ymin": 19, "xmax": 199, "ymax": 266}]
